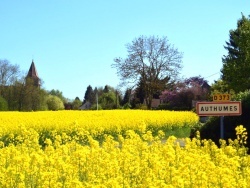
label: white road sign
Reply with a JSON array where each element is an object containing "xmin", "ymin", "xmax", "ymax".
[{"xmin": 196, "ymin": 101, "xmax": 242, "ymax": 116}]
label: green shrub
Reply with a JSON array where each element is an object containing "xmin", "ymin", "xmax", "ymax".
[
  {"xmin": 122, "ymin": 102, "xmax": 131, "ymax": 109},
  {"xmin": 197, "ymin": 90, "xmax": 250, "ymax": 148},
  {"xmin": 134, "ymin": 104, "xmax": 148, "ymax": 110},
  {"xmin": 46, "ymin": 95, "xmax": 64, "ymax": 111},
  {"xmin": 157, "ymin": 104, "xmax": 191, "ymax": 111}
]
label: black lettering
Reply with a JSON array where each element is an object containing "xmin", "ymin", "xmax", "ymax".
[
  {"xmin": 223, "ymin": 106, "xmax": 228, "ymax": 111},
  {"xmin": 230, "ymin": 106, "xmax": 233, "ymax": 111},
  {"xmin": 201, "ymin": 107, "xmax": 204, "ymax": 111},
  {"xmin": 210, "ymin": 106, "xmax": 213, "ymax": 111},
  {"xmin": 219, "ymin": 106, "xmax": 222, "ymax": 111},
  {"xmin": 205, "ymin": 107, "xmax": 209, "ymax": 111},
  {"xmin": 214, "ymin": 106, "xmax": 217, "ymax": 111},
  {"xmin": 219, "ymin": 95, "xmax": 222, "ymax": 100},
  {"xmin": 234, "ymin": 106, "xmax": 237, "ymax": 111}
]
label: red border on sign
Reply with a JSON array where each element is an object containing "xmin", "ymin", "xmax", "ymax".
[{"xmin": 196, "ymin": 101, "xmax": 242, "ymax": 116}]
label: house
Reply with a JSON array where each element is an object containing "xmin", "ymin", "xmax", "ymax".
[
  {"xmin": 143, "ymin": 98, "xmax": 163, "ymax": 109},
  {"xmin": 151, "ymin": 99, "xmax": 162, "ymax": 108},
  {"xmin": 79, "ymin": 101, "xmax": 92, "ymax": 110}
]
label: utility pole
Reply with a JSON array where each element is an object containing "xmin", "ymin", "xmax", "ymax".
[{"xmin": 96, "ymin": 92, "xmax": 98, "ymax": 110}]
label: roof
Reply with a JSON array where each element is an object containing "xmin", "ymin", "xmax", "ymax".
[
  {"xmin": 79, "ymin": 101, "xmax": 92, "ymax": 110},
  {"xmin": 27, "ymin": 60, "xmax": 39, "ymax": 79}
]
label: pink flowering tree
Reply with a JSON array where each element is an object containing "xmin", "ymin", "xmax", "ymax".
[{"xmin": 160, "ymin": 76, "xmax": 210, "ymax": 110}]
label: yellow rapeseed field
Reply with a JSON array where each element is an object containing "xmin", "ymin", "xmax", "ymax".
[
  {"xmin": 0, "ymin": 110, "xmax": 198, "ymax": 140},
  {"xmin": 0, "ymin": 110, "xmax": 249, "ymax": 187}
]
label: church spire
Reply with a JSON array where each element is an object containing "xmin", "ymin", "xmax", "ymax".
[{"xmin": 26, "ymin": 60, "xmax": 40, "ymax": 87}]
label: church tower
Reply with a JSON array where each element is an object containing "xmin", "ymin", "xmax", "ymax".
[{"xmin": 26, "ymin": 60, "xmax": 40, "ymax": 87}]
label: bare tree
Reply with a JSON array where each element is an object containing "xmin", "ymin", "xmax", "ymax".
[
  {"xmin": 112, "ymin": 36, "xmax": 183, "ymax": 109},
  {"xmin": 0, "ymin": 59, "xmax": 20, "ymax": 95}
]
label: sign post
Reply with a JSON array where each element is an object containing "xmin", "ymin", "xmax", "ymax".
[
  {"xmin": 220, "ymin": 116, "xmax": 224, "ymax": 139},
  {"xmin": 196, "ymin": 94, "xmax": 241, "ymax": 139},
  {"xmin": 196, "ymin": 101, "xmax": 242, "ymax": 116}
]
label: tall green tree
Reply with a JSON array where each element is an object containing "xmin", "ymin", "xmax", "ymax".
[
  {"xmin": 221, "ymin": 14, "xmax": 250, "ymax": 92},
  {"xmin": 121, "ymin": 88, "xmax": 132, "ymax": 106},
  {"xmin": 103, "ymin": 85, "xmax": 110, "ymax": 93},
  {"xmin": 112, "ymin": 35, "xmax": 183, "ymax": 109},
  {"xmin": 83, "ymin": 85, "xmax": 95, "ymax": 104}
]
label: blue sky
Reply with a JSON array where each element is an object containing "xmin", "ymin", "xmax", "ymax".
[{"xmin": 1, "ymin": 1, "xmax": 250, "ymax": 100}]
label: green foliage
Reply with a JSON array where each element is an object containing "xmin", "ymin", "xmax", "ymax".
[
  {"xmin": 103, "ymin": 85, "xmax": 110, "ymax": 93},
  {"xmin": 37, "ymin": 89, "xmax": 49, "ymax": 111},
  {"xmin": 83, "ymin": 85, "xmax": 122, "ymax": 110},
  {"xmin": 46, "ymin": 95, "xmax": 64, "ymax": 111},
  {"xmin": 99, "ymin": 92, "xmax": 116, "ymax": 109},
  {"xmin": 72, "ymin": 97, "xmax": 82, "ymax": 110},
  {"xmin": 21, "ymin": 78, "xmax": 46, "ymax": 111},
  {"xmin": 221, "ymin": 14, "xmax": 250, "ymax": 92},
  {"xmin": 133, "ymin": 104, "xmax": 148, "ymax": 110},
  {"xmin": 83, "ymin": 85, "xmax": 96, "ymax": 104},
  {"xmin": 197, "ymin": 90, "xmax": 250, "ymax": 150},
  {"xmin": 49, "ymin": 89, "xmax": 67, "ymax": 103},
  {"xmin": 164, "ymin": 126, "xmax": 192, "ymax": 139},
  {"xmin": 90, "ymin": 104, "xmax": 103, "ymax": 110},
  {"xmin": 232, "ymin": 89, "xmax": 250, "ymax": 104},
  {"xmin": 157, "ymin": 104, "xmax": 190, "ymax": 111},
  {"xmin": 209, "ymin": 80, "xmax": 236, "ymax": 102},
  {"xmin": 122, "ymin": 102, "xmax": 131, "ymax": 109},
  {"xmin": 121, "ymin": 88, "xmax": 131, "ymax": 106},
  {"xmin": 0, "ymin": 96, "xmax": 8, "ymax": 111},
  {"xmin": 210, "ymin": 79, "xmax": 233, "ymax": 94}
]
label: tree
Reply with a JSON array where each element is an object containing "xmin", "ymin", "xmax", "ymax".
[
  {"xmin": 99, "ymin": 92, "xmax": 116, "ymax": 109},
  {"xmin": 183, "ymin": 76, "xmax": 210, "ymax": 100},
  {"xmin": 49, "ymin": 89, "xmax": 67, "ymax": 103},
  {"xmin": 221, "ymin": 14, "xmax": 250, "ymax": 93},
  {"xmin": 5, "ymin": 81, "xmax": 25, "ymax": 111},
  {"xmin": 103, "ymin": 85, "xmax": 110, "ymax": 93},
  {"xmin": 121, "ymin": 88, "xmax": 132, "ymax": 106},
  {"xmin": 46, "ymin": 95, "xmax": 64, "ymax": 111},
  {"xmin": 0, "ymin": 96, "xmax": 8, "ymax": 111},
  {"xmin": 112, "ymin": 35, "xmax": 183, "ymax": 109},
  {"xmin": 97, "ymin": 85, "xmax": 122, "ymax": 109},
  {"xmin": 72, "ymin": 97, "xmax": 82, "ymax": 110},
  {"xmin": 0, "ymin": 59, "xmax": 20, "ymax": 96},
  {"xmin": 160, "ymin": 76, "xmax": 210, "ymax": 110},
  {"xmin": 83, "ymin": 85, "xmax": 95, "ymax": 104},
  {"xmin": 135, "ymin": 76, "xmax": 147, "ymax": 104},
  {"xmin": 210, "ymin": 79, "xmax": 235, "ymax": 97},
  {"xmin": 160, "ymin": 81, "xmax": 193, "ymax": 110},
  {"xmin": 21, "ymin": 78, "xmax": 47, "ymax": 111}
]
